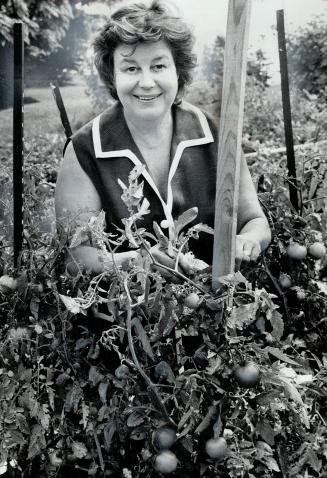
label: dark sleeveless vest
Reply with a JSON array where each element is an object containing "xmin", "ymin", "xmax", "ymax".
[{"xmin": 68, "ymin": 101, "xmax": 219, "ymax": 263}]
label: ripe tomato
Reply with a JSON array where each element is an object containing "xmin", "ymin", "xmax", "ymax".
[
  {"xmin": 184, "ymin": 292, "xmax": 201, "ymax": 309},
  {"xmin": 286, "ymin": 243, "xmax": 307, "ymax": 260},
  {"xmin": 234, "ymin": 362, "xmax": 260, "ymax": 388},
  {"xmin": 205, "ymin": 437, "xmax": 227, "ymax": 460},
  {"xmin": 153, "ymin": 426, "xmax": 176, "ymax": 451},
  {"xmin": 154, "ymin": 451, "xmax": 178, "ymax": 474},
  {"xmin": 308, "ymin": 242, "xmax": 326, "ymax": 260},
  {"xmin": 279, "ymin": 273, "xmax": 292, "ymax": 290}
]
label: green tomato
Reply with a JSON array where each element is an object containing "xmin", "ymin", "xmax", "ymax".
[
  {"xmin": 184, "ymin": 292, "xmax": 201, "ymax": 309},
  {"xmin": 234, "ymin": 362, "xmax": 260, "ymax": 388},
  {"xmin": 205, "ymin": 437, "xmax": 227, "ymax": 460},
  {"xmin": 154, "ymin": 451, "xmax": 178, "ymax": 474},
  {"xmin": 114, "ymin": 364, "xmax": 129, "ymax": 379},
  {"xmin": 286, "ymin": 243, "xmax": 307, "ymax": 260},
  {"xmin": 153, "ymin": 426, "xmax": 177, "ymax": 451},
  {"xmin": 279, "ymin": 273, "xmax": 292, "ymax": 290},
  {"xmin": 308, "ymin": 242, "xmax": 326, "ymax": 260}
]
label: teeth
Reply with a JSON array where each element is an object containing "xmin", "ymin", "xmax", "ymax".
[{"xmin": 136, "ymin": 95, "xmax": 160, "ymax": 101}]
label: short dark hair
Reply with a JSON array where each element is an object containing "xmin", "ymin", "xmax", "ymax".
[{"xmin": 93, "ymin": 1, "xmax": 197, "ymax": 100}]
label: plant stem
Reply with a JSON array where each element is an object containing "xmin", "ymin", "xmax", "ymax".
[
  {"xmin": 130, "ymin": 214, "xmax": 207, "ymax": 293},
  {"xmin": 262, "ymin": 255, "xmax": 290, "ymax": 319},
  {"xmin": 123, "ymin": 278, "xmax": 176, "ymax": 426}
]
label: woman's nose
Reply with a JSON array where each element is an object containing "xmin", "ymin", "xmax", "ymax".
[{"xmin": 138, "ymin": 69, "xmax": 156, "ymax": 88}]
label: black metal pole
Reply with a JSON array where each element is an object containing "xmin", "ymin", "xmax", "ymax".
[
  {"xmin": 13, "ymin": 22, "xmax": 24, "ymax": 268},
  {"xmin": 276, "ymin": 10, "xmax": 299, "ymax": 213},
  {"xmin": 50, "ymin": 82, "xmax": 72, "ymax": 139}
]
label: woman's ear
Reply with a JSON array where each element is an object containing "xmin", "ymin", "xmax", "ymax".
[{"xmin": 174, "ymin": 86, "xmax": 183, "ymax": 105}]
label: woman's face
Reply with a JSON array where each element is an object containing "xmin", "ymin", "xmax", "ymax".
[{"xmin": 113, "ymin": 40, "xmax": 179, "ymax": 124}]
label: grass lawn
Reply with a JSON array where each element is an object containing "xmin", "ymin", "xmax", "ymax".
[{"xmin": 0, "ymin": 79, "xmax": 94, "ymax": 145}]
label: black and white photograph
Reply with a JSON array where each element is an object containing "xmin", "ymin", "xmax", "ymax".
[{"xmin": 0, "ymin": 0, "xmax": 327, "ymax": 476}]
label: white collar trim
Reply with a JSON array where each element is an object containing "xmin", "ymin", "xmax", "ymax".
[{"xmin": 92, "ymin": 103, "xmax": 214, "ymax": 237}]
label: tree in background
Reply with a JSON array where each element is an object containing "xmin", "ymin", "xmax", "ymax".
[
  {"xmin": 0, "ymin": 0, "xmax": 73, "ymax": 108},
  {"xmin": 186, "ymin": 35, "xmax": 271, "ymax": 144},
  {"xmin": 287, "ymin": 18, "xmax": 327, "ymax": 99}
]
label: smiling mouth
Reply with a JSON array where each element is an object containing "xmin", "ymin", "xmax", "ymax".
[{"xmin": 133, "ymin": 94, "xmax": 162, "ymax": 102}]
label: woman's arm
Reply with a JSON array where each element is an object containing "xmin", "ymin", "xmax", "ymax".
[
  {"xmin": 55, "ymin": 141, "xmax": 137, "ymax": 274},
  {"xmin": 235, "ymin": 153, "xmax": 271, "ymax": 269}
]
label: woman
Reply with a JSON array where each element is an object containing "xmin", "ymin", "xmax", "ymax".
[{"xmin": 55, "ymin": 0, "xmax": 271, "ymax": 277}]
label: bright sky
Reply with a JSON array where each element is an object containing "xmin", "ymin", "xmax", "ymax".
[
  {"xmin": 174, "ymin": 0, "xmax": 327, "ymax": 82},
  {"xmin": 81, "ymin": 0, "xmax": 327, "ymax": 83}
]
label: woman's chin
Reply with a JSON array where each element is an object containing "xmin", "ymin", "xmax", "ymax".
[{"xmin": 128, "ymin": 108, "xmax": 168, "ymax": 124}]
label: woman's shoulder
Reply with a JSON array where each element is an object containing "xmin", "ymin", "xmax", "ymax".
[
  {"xmin": 72, "ymin": 102, "xmax": 120, "ymax": 141},
  {"xmin": 65, "ymin": 102, "xmax": 123, "ymax": 157},
  {"xmin": 177, "ymin": 100, "xmax": 218, "ymax": 142}
]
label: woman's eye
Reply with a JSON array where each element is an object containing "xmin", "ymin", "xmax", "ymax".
[
  {"xmin": 126, "ymin": 66, "xmax": 137, "ymax": 73},
  {"xmin": 152, "ymin": 64, "xmax": 166, "ymax": 71}
]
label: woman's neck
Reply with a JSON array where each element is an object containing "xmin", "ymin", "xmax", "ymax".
[{"xmin": 124, "ymin": 110, "xmax": 173, "ymax": 149}]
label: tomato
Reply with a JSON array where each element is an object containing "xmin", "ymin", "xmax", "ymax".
[
  {"xmin": 184, "ymin": 292, "xmax": 201, "ymax": 309},
  {"xmin": 154, "ymin": 361, "xmax": 174, "ymax": 382},
  {"xmin": 49, "ymin": 451, "xmax": 63, "ymax": 467},
  {"xmin": 0, "ymin": 275, "xmax": 18, "ymax": 294},
  {"xmin": 308, "ymin": 242, "xmax": 326, "ymax": 260},
  {"xmin": 286, "ymin": 243, "xmax": 307, "ymax": 260},
  {"xmin": 296, "ymin": 289, "xmax": 306, "ymax": 300},
  {"xmin": 114, "ymin": 364, "xmax": 129, "ymax": 379},
  {"xmin": 234, "ymin": 362, "xmax": 260, "ymax": 388},
  {"xmin": 205, "ymin": 437, "xmax": 227, "ymax": 460},
  {"xmin": 153, "ymin": 426, "xmax": 177, "ymax": 451},
  {"xmin": 279, "ymin": 273, "xmax": 292, "ymax": 290},
  {"xmin": 154, "ymin": 451, "xmax": 178, "ymax": 474},
  {"xmin": 223, "ymin": 428, "xmax": 233, "ymax": 439}
]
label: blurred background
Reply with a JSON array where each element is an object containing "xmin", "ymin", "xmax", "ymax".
[{"xmin": 1, "ymin": 0, "xmax": 327, "ymax": 139}]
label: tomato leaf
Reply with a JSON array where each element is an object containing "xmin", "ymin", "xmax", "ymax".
[
  {"xmin": 132, "ymin": 317, "xmax": 155, "ymax": 362},
  {"xmin": 266, "ymin": 347, "xmax": 300, "ymax": 366},
  {"xmin": 174, "ymin": 207, "xmax": 198, "ymax": 236}
]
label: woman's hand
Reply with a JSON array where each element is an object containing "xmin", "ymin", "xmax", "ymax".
[
  {"xmin": 148, "ymin": 244, "xmax": 193, "ymax": 279},
  {"xmin": 235, "ymin": 234, "xmax": 261, "ymax": 270}
]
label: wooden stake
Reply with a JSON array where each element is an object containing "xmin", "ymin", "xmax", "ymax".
[
  {"xmin": 212, "ymin": 0, "xmax": 252, "ymax": 292},
  {"xmin": 276, "ymin": 10, "xmax": 299, "ymax": 212},
  {"xmin": 13, "ymin": 23, "xmax": 24, "ymax": 268},
  {"xmin": 50, "ymin": 82, "xmax": 72, "ymax": 139}
]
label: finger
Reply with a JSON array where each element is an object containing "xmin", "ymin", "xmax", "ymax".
[
  {"xmin": 235, "ymin": 238, "xmax": 244, "ymax": 270},
  {"xmin": 242, "ymin": 239, "xmax": 253, "ymax": 262},
  {"xmin": 151, "ymin": 264, "xmax": 181, "ymax": 283},
  {"xmin": 178, "ymin": 254, "xmax": 193, "ymax": 275},
  {"xmin": 151, "ymin": 248, "xmax": 175, "ymax": 269},
  {"xmin": 250, "ymin": 243, "xmax": 261, "ymax": 262},
  {"xmin": 242, "ymin": 249, "xmax": 252, "ymax": 264}
]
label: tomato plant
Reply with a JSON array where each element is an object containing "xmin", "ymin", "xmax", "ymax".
[{"xmin": 1, "ymin": 121, "xmax": 327, "ymax": 477}]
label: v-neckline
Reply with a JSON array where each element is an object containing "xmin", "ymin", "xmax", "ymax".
[{"xmin": 92, "ymin": 101, "xmax": 215, "ymax": 237}]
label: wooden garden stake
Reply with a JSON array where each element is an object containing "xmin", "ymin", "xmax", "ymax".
[
  {"xmin": 50, "ymin": 82, "xmax": 72, "ymax": 139},
  {"xmin": 212, "ymin": 0, "xmax": 252, "ymax": 292},
  {"xmin": 276, "ymin": 10, "xmax": 299, "ymax": 213},
  {"xmin": 13, "ymin": 22, "xmax": 24, "ymax": 268}
]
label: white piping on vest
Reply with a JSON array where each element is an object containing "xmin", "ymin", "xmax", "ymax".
[
  {"xmin": 92, "ymin": 103, "xmax": 214, "ymax": 239},
  {"xmin": 166, "ymin": 103, "xmax": 214, "ymax": 213}
]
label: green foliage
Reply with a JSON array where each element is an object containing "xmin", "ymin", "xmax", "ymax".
[
  {"xmin": 287, "ymin": 18, "xmax": 327, "ymax": 98},
  {"xmin": 0, "ymin": 1, "xmax": 73, "ymax": 51},
  {"xmin": 1, "ymin": 145, "xmax": 327, "ymax": 476},
  {"xmin": 199, "ymin": 36, "xmax": 270, "ymax": 88}
]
